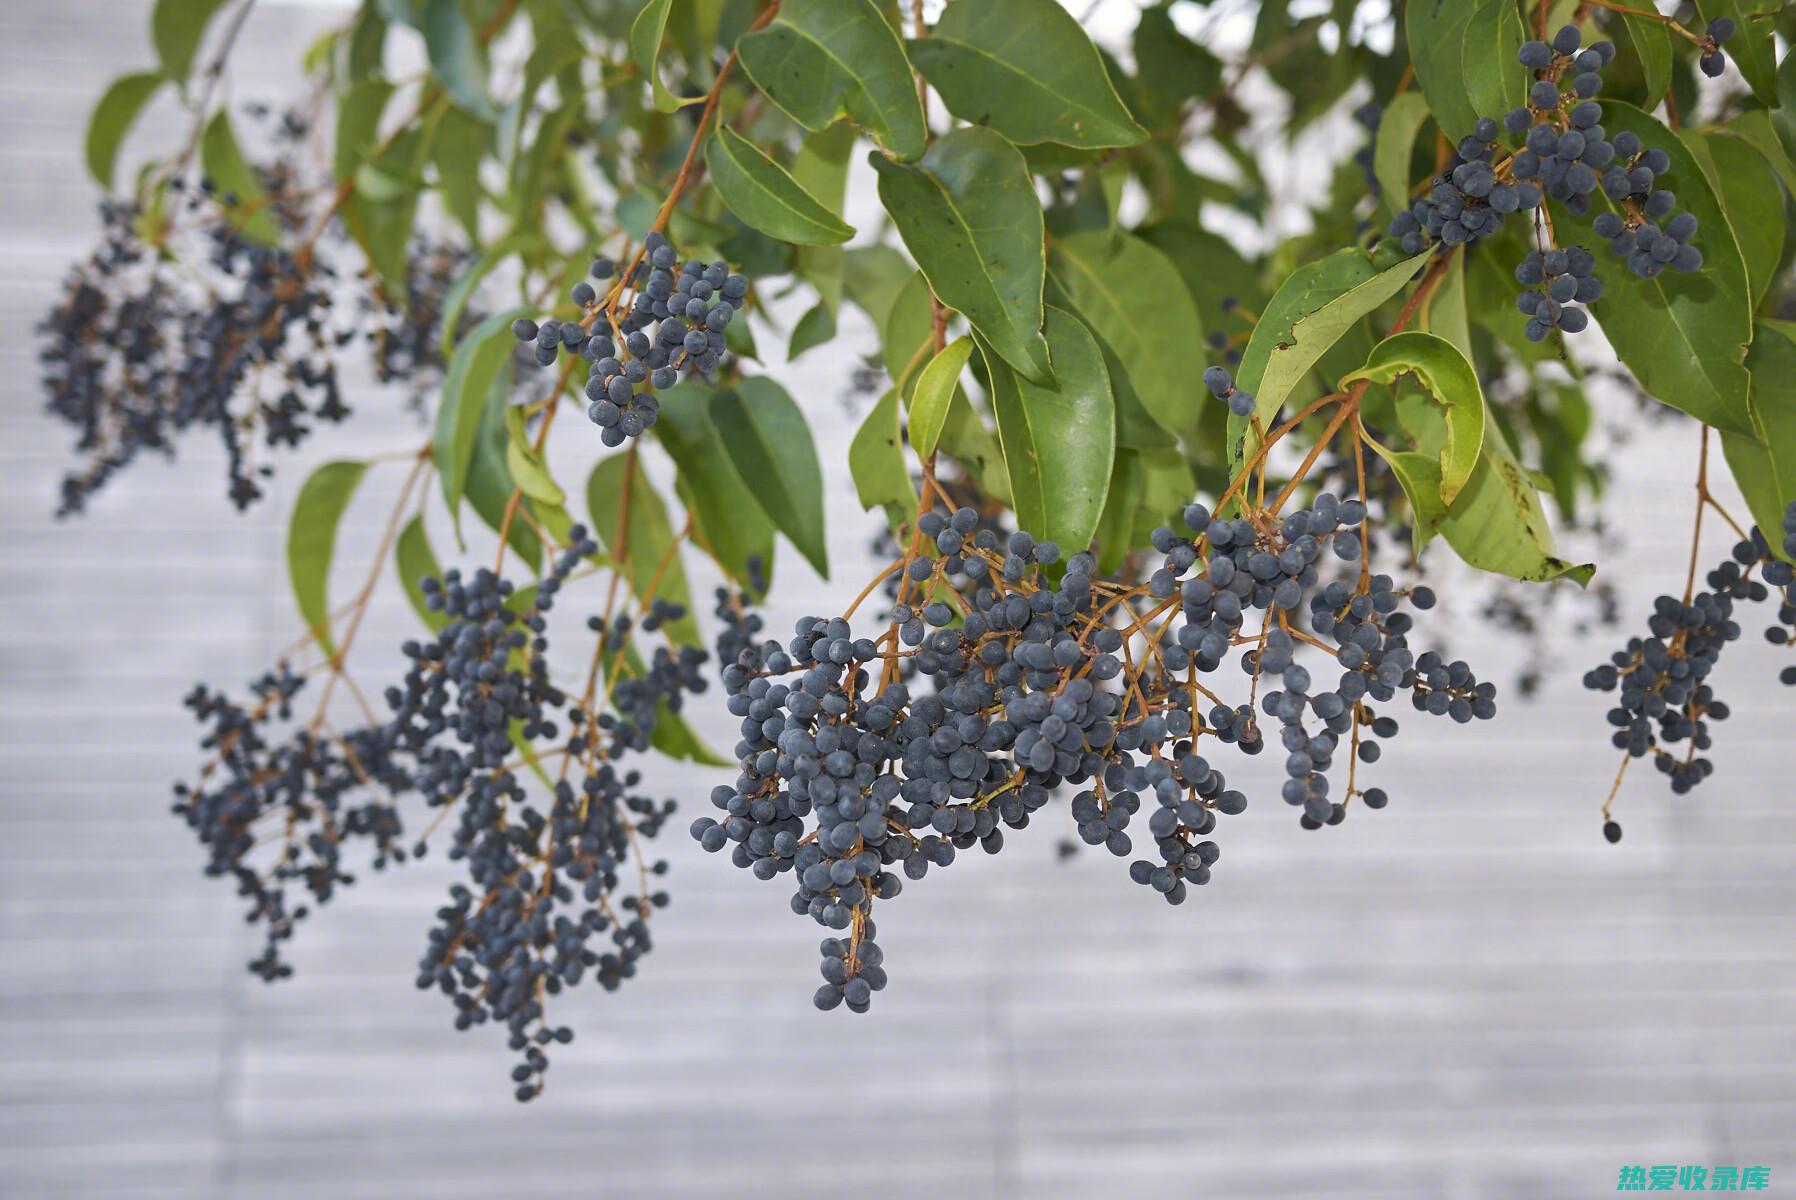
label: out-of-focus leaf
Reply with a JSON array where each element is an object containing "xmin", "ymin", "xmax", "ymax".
[
  {"xmin": 86, "ymin": 72, "xmax": 165, "ymax": 190},
  {"xmin": 288, "ymin": 460, "xmax": 369, "ymax": 659}
]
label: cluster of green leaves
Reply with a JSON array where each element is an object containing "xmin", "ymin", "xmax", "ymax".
[{"xmin": 87, "ymin": 0, "xmax": 1796, "ymax": 708}]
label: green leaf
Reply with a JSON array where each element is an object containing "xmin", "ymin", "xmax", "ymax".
[
  {"xmin": 1603, "ymin": 8, "xmax": 1671, "ymax": 110},
  {"xmin": 907, "ymin": 0, "xmax": 1145, "ymax": 150},
  {"xmin": 422, "ymin": 0, "xmax": 493, "ymax": 119},
  {"xmin": 1706, "ymin": 0, "xmax": 1778, "ymax": 107},
  {"xmin": 737, "ymin": 0, "xmax": 926, "ymax": 161},
  {"xmin": 1372, "ymin": 91, "xmax": 1431, "ymax": 221},
  {"xmin": 199, "ymin": 110, "xmax": 279, "ymax": 243},
  {"xmin": 288, "ymin": 460, "xmax": 369, "ymax": 660},
  {"xmin": 787, "ymin": 301, "xmax": 836, "ymax": 360},
  {"xmin": 1131, "ymin": 3, "xmax": 1221, "ymax": 128},
  {"xmin": 1230, "ymin": 247, "xmax": 1431, "ymax": 470},
  {"xmin": 1723, "ymin": 321, "xmax": 1796, "ymax": 564},
  {"xmin": 432, "ymin": 105, "xmax": 489, "ymax": 239},
  {"xmin": 629, "ymin": 0, "xmax": 691, "ymax": 114},
  {"xmin": 1695, "ymin": 130, "xmax": 1784, "ymax": 309},
  {"xmin": 502, "ymin": 405, "xmax": 566, "ymax": 507},
  {"xmin": 849, "ymin": 388, "xmax": 916, "ymax": 529},
  {"xmin": 882, "ymin": 274, "xmax": 1012, "ymax": 502},
  {"xmin": 1049, "ymin": 231, "xmax": 1206, "ymax": 441},
  {"xmin": 463, "ymin": 362, "xmax": 541, "ymax": 572},
  {"xmin": 86, "ymin": 72, "xmax": 165, "ymax": 191},
  {"xmin": 709, "ymin": 378, "xmax": 830, "ymax": 578},
  {"xmin": 434, "ymin": 309, "xmax": 524, "ymax": 536},
  {"xmin": 334, "ymin": 77, "xmax": 395, "ymax": 180},
  {"xmin": 1345, "ymin": 332, "xmax": 1485, "ymax": 506},
  {"xmin": 586, "ymin": 453, "xmax": 702, "ymax": 646},
  {"xmin": 1404, "ymin": 0, "xmax": 1526, "ymax": 146},
  {"xmin": 1372, "ymin": 428, "xmax": 1594, "ymax": 585},
  {"xmin": 1137, "ymin": 219, "xmax": 1266, "ymax": 336},
  {"xmin": 1580, "ymin": 102, "xmax": 1753, "ymax": 436},
  {"xmin": 871, "ymin": 126, "xmax": 1051, "ymax": 385},
  {"xmin": 1420, "ymin": 247, "xmax": 1472, "ymax": 361},
  {"xmin": 654, "ymin": 384, "xmax": 777, "ymax": 586},
  {"xmin": 153, "ymin": 0, "xmax": 232, "ymax": 84},
  {"xmin": 1092, "ymin": 448, "xmax": 1145, "ymax": 574},
  {"xmin": 1722, "ymin": 110, "xmax": 1796, "ymax": 199},
  {"xmin": 910, "ymin": 337, "xmax": 974, "ymax": 461},
  {"xmin": 706, "ymin": 125, "xmax": 855, "ymax": 245},
  {"xmin": 394, "ymin": 514, "xmax": 449, "ymax": 632},
  {"xmin": 982, "ymin": 307, "xmax": 1116, "ymax": 551}
]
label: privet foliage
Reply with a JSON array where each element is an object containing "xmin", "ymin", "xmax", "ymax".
[{"xmin": 40, "ymin": 0, "xmax": 1796, "ymax": 1096}]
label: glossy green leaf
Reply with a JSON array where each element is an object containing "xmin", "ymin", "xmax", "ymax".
[
  {"xmin": 655, "ymin": 385, "xmax": 777, "ymax": 586},
  {"xmin": 586, "ymin": 453, "xmax": 702, "ymax": 646},
  {"xmin": 153, "ymin": 0, "xmax": 232, "ymax": 84},
  {"xmin": 849, "ymin": 388, "xmax": 916, "ymax": 530},
  {"xmin": 434, "ymin": 309, "xmax": 524, "ymax": 536},
  {"xmin": 982, "ymin": 307, "xmax": 1116, "ymax": 552},
  {"xmin": 1581, "ymin": 102, "xmax": 1753, "ymax": 436},
  {"xmin": 709, "ymin": 378, "xmax": 830, "ymax": 578},
  {"xmin": 1604, "ymin": 8, "xmax": 1671, "ymax": 109},
  {"xmin": 1049, "ymin": 231, "xmax": 1206, "ymax": 441},
  {"xmin": 1405, "ymin": 0, "xmax": 1526, "ymax": 146},
  {"xmin": 1723, "ymin": 110, "xmax": 1796, "ymax": 199},
  {"xmin": 1723, "ymin": 321, "xmax": 1796, "ymax": 565},
  {"xmin": 1372, "ymin": 91, "xmax": 1430, "ymax": 220},
  {"xmin": 871, "ymin": 127, "xmax": 1051, "ymax": 385},
  {"xmin": 502, "ymin": 405, "xmax": 565, "ymax": 507},
  {"xmin": 882, "ymin": 274, "xmax": 1012, "ymax": 502},
  {"xmin": 910, "ymin": 338, "xmax": 974, "ymax": 461},
  {"xmin": 908, "ymin": 0, "xmax": 1145, "ymax": 149},
  {"xmin": 1373, "ymin": 428, "xmax": 1594, "ymax": 585},
  {"xmin": 1092, "ymin": 448, "xmax": 1145, "ymax": 574},
  {"xmin": 422, "ymin": 0, "xmax": 493, "ymax": 119},
  {"xmin": 288, "ymin": 460, "xmax": 369, "ymax": 660},
  {"xmin": 1230, "ymin": 247, "xmax": 1431, "ymax": 470},
  {"xmin": 86, "ymin": 72, "xmax": 165, "ymax": 190},
  {"xmin": 1420, "ymin": 248, "xmax": 1472, "ymax": 361},
  {"xmin": 737, "ymin": 0, "xmax": 926, "ymax": 161},
  {"xmin": 1694, "ymin": 130, "xmax": 1784, "ymax": 309},
  {"xmin": 394, "ymin": 514, "xmax": 449, "ymax": 632},
  {"xmin": 1345, "ymin": 332, "xmax": 1485, "ymax": 506},
  {"xmin": 199, "ymin": 110, "xmax": 279, "ymax": 243},
  {"xmin": 706, "ymin": 125, "xmax": 855, "ymax": 245},
  {"xmin": 629, "ymin": 0, "xmax": 691, "ymax": 113}
]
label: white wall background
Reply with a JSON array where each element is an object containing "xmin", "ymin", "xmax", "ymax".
[{"xmin": 3, "ymin": 3, "xmax": 1792, "ymax": 1198}]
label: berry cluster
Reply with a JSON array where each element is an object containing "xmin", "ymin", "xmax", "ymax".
[
  {"xmin": 1588, "ymin": 136, "xmax": 1704, "ymax": 278},
  {"xmin": 173, "ymin": 667, "xmax": 408, "ymax": 982},
  {"xmin": 509, "ymin": 232, "xmax": 749, "ymax": 447},
  {"xmin": 1585, "ymin": 501, "xmax": 1796, "ymax": 811},
  {"xmin": 696, "ymin": 494, "xmax": 1495, "ymax": 1010},
  {"xmin": 1515, "ymin": 245, "xmax": 1601, "ymax": 340},
  {"xmin": 174, "ymin": 523, "xmax": 707, "ymax": 1099},
  {"xmin": 40, "ymin": 187, "xmax": 347, "ymax": 513},
  {"xmin": 1385, "ymin": 24, "xmax": 1712, "ymax": 342}
]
